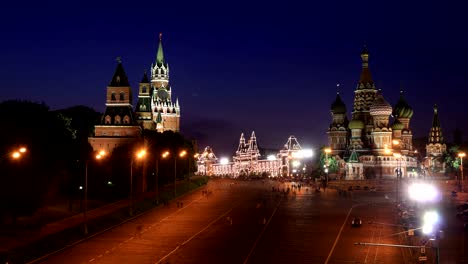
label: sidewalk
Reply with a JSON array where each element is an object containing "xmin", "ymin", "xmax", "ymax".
[{"xmin": 0, "ymin": 199, "xmax": 131, "ymax": 252}]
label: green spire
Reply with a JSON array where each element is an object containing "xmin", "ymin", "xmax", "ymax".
[
  {"xmin": 156, "ymin": 111, "xmax": 162, "ymax": 123},
  {"xmin": 432, "ymin": 104, "xmax": 440, "ymax": 128},
  {"xmin": 156, "ymin": 33, "xmax": 165, "ymax": 66},
  {"xmin": 348, "ymin": 149, "xmax": 359, "ymax": 163}
]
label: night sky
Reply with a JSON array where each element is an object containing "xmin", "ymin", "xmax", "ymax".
[{"xmin": 1, "ymin": 1, "xmax": 467, "ymax": 157}]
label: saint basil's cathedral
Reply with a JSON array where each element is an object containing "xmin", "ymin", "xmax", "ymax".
[
  {"xmin": 328, "ymin": 47, "xmax": 446, "ymax": 179},
  {"xmin": 89, "ymin": 34, "xmax": 180, "ymax": 153}
]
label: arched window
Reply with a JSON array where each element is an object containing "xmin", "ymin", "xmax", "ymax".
[
  {"xmin": 120, "ymin": 92, "xmax": 125, "ymax": 101},
  {"xmin": 111, "ymin": 93, "xmax": 116, "ymax": 101},
  {"xmin": 123, "ymin": 115, "xmax": 130, "ymax": 124},
  {"xmin": 142, "ymin": 87, "xmax": 147, "ymax": 93},
  {"xmin": 105, "ymin": 115, "xmax": 111, "ymax": 124},
  {"xmin": 115, "ymin": 115, "xmax": 121, "ymax": 124}
]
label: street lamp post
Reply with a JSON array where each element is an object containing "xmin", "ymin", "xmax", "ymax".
[
  {"xmin": 324, "ymin": 148, "xmax": 331, "ymax": 186},
  {"xmin": 393, "ymin": 152, "xmax": 402, "ymax": 205},
  {"xmin": 176, "ymin": 150, "xmax": 187, "ymax": 198},
  {"xmin": 459, "ymin": 152, "xmax": 466, "ymax": 192},
  {"xmin": 130, "ymin": 149, "xmax": 146, "ymax": 216},
  {"xmin": 84, "ymin": 150, "xmax": 106, "ymax": 235}
]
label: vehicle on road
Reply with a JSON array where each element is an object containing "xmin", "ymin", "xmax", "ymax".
[{"xmin": 351, "ymin": 217, "xmax": 362, "ymax": 227}]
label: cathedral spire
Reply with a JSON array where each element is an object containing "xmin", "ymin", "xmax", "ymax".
[
  {"xmin": 249, "ymin": 131, "xmax": 258, "ymax": 151},
  {"xmin": 429, "ymin": 104, "xmax": 444, "ymax": 144},
  {"xmin": 156, "ymin": 33, "xmax": 165, "ymax": 66},
  {"xmin": 357, "ymin": 45, "xmax": 375, "ymax": 89},
  {"xmin": 237, "ymin": 133, "xmax": 246, "ymax": 153}
]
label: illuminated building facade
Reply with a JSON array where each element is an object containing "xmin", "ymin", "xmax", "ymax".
[
  {"xmin": 135, "ymin": 34, "xmax": 180, "ymax": 132},
  {"xmin": 196, "ymin": 133, "xmax": 312, "ymax": 177},
  {"xmin": 88, "ymin": 60, "xmax": 141, "ymax": 153},
  {"xmin": 327, "ymin": 47, "xmax": 418, "ymax": 179},
  {"xmin": 89, "ymin": 35, "xmax": 181, "ymax": 153}
]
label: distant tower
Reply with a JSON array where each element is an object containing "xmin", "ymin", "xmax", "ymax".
[
  {"xmin": 135, "ymin": 71, "xmax": 154, "ymax": 130},
  {"xmin": 88, "ymin": 60, "xmax": 141, "ymax": 153},
  {"xmin": 426, "ymin": 104, "xmax": 446, "ymax": 156},
  {"xmin": 328, "ymin": 91, "xmax": 348, "ymax": 152},
  {"xmin": 352, "ymin": 46, "xmax": 378, "ymax": 145},
  {"xmin": 150, "ymin": 33, "xmax": 180, "ymax": 132},
  {"xmin": 233, "ymin": 132, "xmax": 260, "ymax": 176}
]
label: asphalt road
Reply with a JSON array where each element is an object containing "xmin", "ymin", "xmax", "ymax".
[{"xmin": 35, "ymin": 178, "xmax": 462, "ymax": 264}]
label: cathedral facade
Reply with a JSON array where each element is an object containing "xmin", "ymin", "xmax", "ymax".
[
  {"xmin": 89, "ymin": 35, "xmax": 181, "ymax": 153},
  {"xmin": 327, "ymin": 47, "xmax": 418, "ymax": 179}
]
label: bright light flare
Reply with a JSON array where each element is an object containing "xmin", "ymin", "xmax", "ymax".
[
  {"xmin": 11, "ymin": 152, "xmax": 21, "ymax": 159},
  {"xmin": 19, "ymin": 147, "xmax": 27, "ymax": 153},
  {"xmin": 408, "ymin": 183, "xmax": 440, "ymax": 202},
  {"xmin": 162, "ymin": 151, "xmax": 170, "ymax": 158},
  {"xmin": 422, "ymin": 211, "xmax": 439, "ymax": 235},
  {"xmin": 220, "ymin": 157, "xmax": 229, "ymax": 165},
  {"xmin": 292, "ymin": 160, "xmax": 301, "ymax": 167},
  {"xmin": 324, "ymin": 148, "xmax": 331, "ymax": 154},
  {"xmin": 267, "ymin": 155, "xmax": 276, "ymax": 161},
  {"xmin": 423, "ymin": 211, "xmax": 439, "ymax": 224},
  {"xmin": 422, "ymin": 224, "xmax": 434, "ymax": 235},
  {"xmin": 459, "ymin": 152, "xmax": 466, "ymax": 158},
  {"xmin": 291, "ymin": 149, "xmax": 313, "ymax": 159},
  {"xmin": 179, "ymin": 150, "xmax": 187, "ymax": 157},
  {"xmin": 136, "ymin": 149, "xmax": 146, "ymax": 159}
]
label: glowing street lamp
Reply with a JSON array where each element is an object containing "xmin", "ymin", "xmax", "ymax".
[
  {"xmin": 84, "ymin": 150, "xmax": 106, "ymax": 234},
  {"xmin": 10, "ymin": 146, "xmax": 27, "ymax": 159},
  {"xmin": 459, "ymin": 152, "xmax": 466, "ymax": 192}
]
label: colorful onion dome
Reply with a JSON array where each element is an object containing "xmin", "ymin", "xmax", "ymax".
[
  {"xmin": 391, "ymin": 119, "xmax": 404, "ymax": 130},
  {"xmin": 348, "ymin": 119, "xmax": 365, "ymax": 130},
  {"xmin": 392, "ymin": 90, "xmax": 413, "ymax": 119},
  {"xmin": 331, "ymin": 92, "xmax": 346, "ymax": 114},
  {"xmin": 370, "ymin": 91, "xmax": 392, "ymax": 116}
]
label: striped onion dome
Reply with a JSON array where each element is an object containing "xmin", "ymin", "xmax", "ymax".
[{"xmin": 370, "ymin": 91, "xmax": 392, "ymax": 116}]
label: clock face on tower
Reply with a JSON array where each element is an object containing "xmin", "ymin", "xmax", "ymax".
[{"xmin": 157, "ymin": 88, "xmax": 169, "ymax": 101}]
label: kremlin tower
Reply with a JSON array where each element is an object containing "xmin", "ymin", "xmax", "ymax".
[{"xmin": 90, "ymin": 34, "xmax": 182, "ymax": 153}]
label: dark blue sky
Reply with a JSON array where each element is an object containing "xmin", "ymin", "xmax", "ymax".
[{"xmin": 1, "ymin": 1, "xmax": 467, "ymax": 157}]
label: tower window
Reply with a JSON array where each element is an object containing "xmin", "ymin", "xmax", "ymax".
[
  {"xmin": 120, "ymin": 92, "xmax": 125, "ymax": 101},
  {"xmin": 115, "ymin": 115, "xmax": 121, "ymax": 124},
  {"xmin": 142, "ymin": 87, "xmax": 147, "ymax": 93},
  {"xmin": 123, "ymin": 115, "xmax": 130, "ymax": 124},
  {"xmin": 105, "ymin": 115, "xmax": 111, "ymax": 124},
  {"xmin": 111, "ymin": 93, "xmax": 116, "ymax": 101}
]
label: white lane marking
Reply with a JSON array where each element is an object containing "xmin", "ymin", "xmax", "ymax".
[
  {"xmin": 155, "ymin": 204, "xmax": 238, "ymax": 264},
  {"xmin": 325, "ymin": 203, "xmax": 363, "ymax": 264},
  {"xmin": 243, "ymin": 198, "xmax": 282, "ymax": 264}
]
